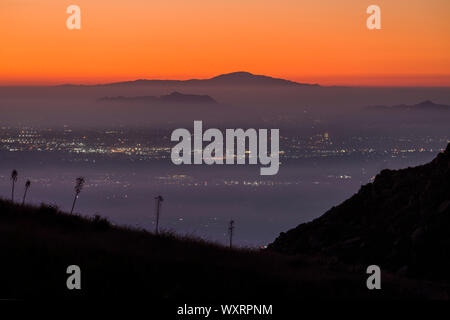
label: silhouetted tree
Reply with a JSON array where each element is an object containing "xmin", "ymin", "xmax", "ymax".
[
  {"xmin": 71, "ymin": 177, "xmax": 85, "ymax": 214},
  {"xmin": 22, "ymin": 180, "xmax": 31, "ymax": 206},
  {"xmin": 11, "ymin": 169, "xmax": 18, "ymax": 202}
]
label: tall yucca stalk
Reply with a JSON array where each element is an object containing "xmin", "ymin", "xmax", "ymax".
[
  {"xmin": 22, "ymin": 180, "xmax": 31, "ymax": 206},
  {"xmin": 11, "ymin": 169, "xmax": 18, "ymax": 202},
  {"xmin": 71, "ymin": 177, "xmax": 85, "ymax": 214},
  {"xmin": 155, "ymin": 195, "xmax": 164, "ymax": 234}
]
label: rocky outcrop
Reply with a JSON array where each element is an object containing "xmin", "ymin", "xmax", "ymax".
[{"xmin": 270, "ymin": 143, "xmax": 450, "ymax": 281}]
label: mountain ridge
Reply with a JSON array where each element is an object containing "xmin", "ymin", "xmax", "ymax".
[
  {"xmin": 368, "ymin": 100, "xmax": 450, "ymax": 111},
  {"xmin": 98, "ymin": 91, "xmax": 218, "ymax": 104},
  {"xmin": 60, "ymin": 72, "xmax": 319, "ymax": 87}
]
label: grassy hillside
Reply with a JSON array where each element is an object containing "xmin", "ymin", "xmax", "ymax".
[{"xmin": 0, "ymin": 199, "xmax": 448, "ymax": 300}]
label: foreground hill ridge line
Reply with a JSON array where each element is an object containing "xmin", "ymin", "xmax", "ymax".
[
  {"xmin": 1, "ymin": 180, "xmax": 449, "ymax": 298},
  {"xmin": 1, "ymin": 145, "xmax": 450, "ymax": 298}
]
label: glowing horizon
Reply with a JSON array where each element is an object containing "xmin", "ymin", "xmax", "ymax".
[
  {"xmin": 2, "ymin": 72, "xmax": 450, "ymax": 87},
  {"xmin": 1, "ymin": 0, "xmax": 449, "ymax": 86}
]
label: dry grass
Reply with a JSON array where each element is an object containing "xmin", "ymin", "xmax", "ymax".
[{"xmin": 0, "ymin": 198, "xmax": 447, "ymax": 300}]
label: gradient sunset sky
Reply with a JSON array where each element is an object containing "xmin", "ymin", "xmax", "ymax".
[{"xmin": 1, "ymin": 0, "xmax": 449, "ymax": 86}]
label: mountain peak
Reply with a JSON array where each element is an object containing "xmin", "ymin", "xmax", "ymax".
[
  {"xmin": 416, "ymin": 100, "xmax": 436, "ymax": 106},
  {"xmin": 167, "ymin": 91, "xmax": 184, "ymax": 96},
  {"xmin": 211, "ymin": 71, "xmax": 258, "ymax": 80},
  {"xmin": 208, "ymin": 71, "xmax": 317, "ymax": 86}
]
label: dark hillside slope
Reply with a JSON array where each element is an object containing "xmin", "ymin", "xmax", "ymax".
[
  {"xmin": 270, "ymin": 144, "xmax": 450, "ymax": 281},
  {"xmin": 0, "ymin": 200, "xmax": 444, "ymax": 299}
]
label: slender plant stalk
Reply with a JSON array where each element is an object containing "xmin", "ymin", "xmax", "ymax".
[
  {"xmin": 22, "ymin": 180, "xmax": 31, "ymax": 206},
  {"xmin": 70, "ymin": 194, "xmax": 78, "ymax": 214},
  {"xmin": 11, "ymin": 170, "xmax": 18, "ymax": 202}
]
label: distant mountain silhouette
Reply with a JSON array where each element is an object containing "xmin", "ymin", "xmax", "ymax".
[
  {"xmin": 160, "ymin": 91, "xmax": 217, "ymax": 104},
  {"xmin": 66, "ymin": 72, "xmax": 318, "ymax": 87},
  {"xmin": 99, "ymin": 96, "xmax": 159, "ymax": 103},
  {"xmin": 205, "ymin": 71, "xmax": 312, "ymax": 86},
  {"xmin": 99, "ymin": 92, "xmax": 217, "ymax": 104},
  {"xmin": 369, "ymin": 100, "xmax": 450, "ymax": 111},
  {"xmin": 269, "ymin": 143, "xmax": 450, "ymax": 281}
]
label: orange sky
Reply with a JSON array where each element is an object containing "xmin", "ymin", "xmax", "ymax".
[{"xmin": 1, "ymin": 0, "xmax": 449, "ymax": 86}]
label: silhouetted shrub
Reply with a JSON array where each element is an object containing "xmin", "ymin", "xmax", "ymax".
[
  {"xmin": 39, "ymin": 203, "xmax": 59, "ymax": 215},
  {"xmin": 92, "ymin": 214, "xmax": 111, "ymax": 231}
]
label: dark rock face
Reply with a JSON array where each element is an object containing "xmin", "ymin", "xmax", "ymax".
[{"xmin": 269, "ymin": 143, "xmax": 450, "ymax": 281}]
